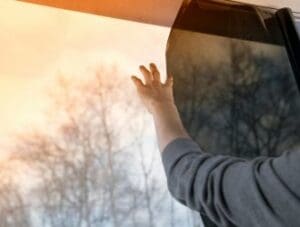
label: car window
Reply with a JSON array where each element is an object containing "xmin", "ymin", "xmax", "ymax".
[{"xmin": 1, "ymin": 1, "xmax": 300, "ymax": 227}]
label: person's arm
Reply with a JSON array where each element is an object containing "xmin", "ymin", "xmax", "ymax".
[
  {"xmin": 131, "ymin": 63, "xmax": 190, "ymax": 151},
  {"xmin": 151, "ymin": 102, "xmax": 190, "ymax": 152},
  {"xmin": 161, "ymin": 137, "xmax": 300, "ymax": 227},
  {"xmin": 131, "ymin": 63, "xmax": 300, "ymax": 227}
]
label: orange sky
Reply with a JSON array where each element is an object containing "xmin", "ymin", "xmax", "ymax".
[{"xmin": 0, "ymin": 1, "xmax": 169, "ymax": 157}]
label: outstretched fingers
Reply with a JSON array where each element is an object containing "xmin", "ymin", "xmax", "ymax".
[
  {"xmin": 134, "ymin": 63, "xmax": 172, "ymax": 89},
  {"xmin": 139, "ymin": 65, "xmax": 153, "ymax": 85},
  {"xmin": 131, "ymin": 76, "xmax": 145, "ymax": 89},
  {"xmin": 150, "ymin": 63, "xmax": 161, "ymax": 82}
]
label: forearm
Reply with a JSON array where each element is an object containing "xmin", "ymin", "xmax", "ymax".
[{"xmin": 152, "ymin": 102, "xmax": 190, "ymax": 152}]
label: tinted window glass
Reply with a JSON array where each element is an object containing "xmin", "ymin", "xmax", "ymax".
[{"xmin": 167, "ymin": 0, "xmax": 300, "ymax": 159}]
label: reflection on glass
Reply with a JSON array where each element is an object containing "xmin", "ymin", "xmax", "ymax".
[
  {"xmin": 167, "ymin": 1, "xmax": 300, "ymax": 226},
  {"xmin": 168, "ymin": 25, "xmax": 300, "ymax": 159}
]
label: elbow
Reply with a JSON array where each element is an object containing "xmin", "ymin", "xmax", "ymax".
[
  {"xmin": 166, "ymin": 153, "xmax": 243, "ymax": 225},
  {"xmin": 165, "ymin": 153, "xmax": 212, "ymax": 211}
]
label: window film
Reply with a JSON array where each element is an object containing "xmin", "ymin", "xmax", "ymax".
[
  {"xmin": 167, "ymin": 0, "xmax": 300, "ymax": 158},
  {"xmin": 167, "ymin": 1, "xmax": 300, "ymax": 226},
  {"xmin": 168, "ymin": 29, "xmax": 300, "ymax": 157}
]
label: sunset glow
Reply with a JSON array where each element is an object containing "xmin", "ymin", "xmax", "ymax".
[{"xmin": 0, "ymin": 1, "xmax": 169, "ymax": 157}]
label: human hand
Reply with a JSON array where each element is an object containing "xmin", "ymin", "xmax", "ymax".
[{"xmin": 131, "ymin": 63, "xmax": 175, "ymax": 114}]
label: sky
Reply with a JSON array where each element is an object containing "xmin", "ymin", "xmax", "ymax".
[
  {"xmin": 0, "ymin": 1, "xmax": 170, "ymax": 158},
  {"xmin": 0, "ymin": 3, "xmax": 189, "ymax": 225}
]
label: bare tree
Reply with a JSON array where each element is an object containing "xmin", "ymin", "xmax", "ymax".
[
  {"xmin": 12, "ymin": 66, "xmax": 141, "ymax": 227},
  {"xmin": 168, "ymin": 37, "xmax": 300, "ymax": 227},
  {"xmin": 11, "ymin": 65, "xmax": 178, "ymax": 227},
  {"xmin": 173, "ymin": 42, "xmax": 300, "ymax": 159},
  {"xmin": 4, "ymin": 62, "xmax": 217, "ymax": 227},
  {"xmin": 0, "ymin": 163, "xmax": 31, "ymax": 227}
]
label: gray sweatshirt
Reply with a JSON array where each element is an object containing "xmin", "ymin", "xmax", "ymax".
[{"xmin": 161, "ymin": 137, "xmax": 300, "ymax": 227}]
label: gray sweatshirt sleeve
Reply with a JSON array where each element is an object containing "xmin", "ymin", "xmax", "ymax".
[{"xmin": 161, "ymin": 137, "xmax": 300, "ymax": 227}]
